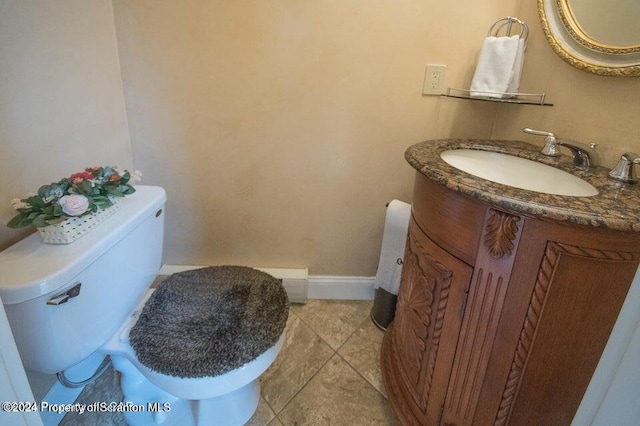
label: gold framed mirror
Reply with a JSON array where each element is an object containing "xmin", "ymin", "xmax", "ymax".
[{"xmin": 538, "ymin": 0, "xmax": 640, "ymax": 76}]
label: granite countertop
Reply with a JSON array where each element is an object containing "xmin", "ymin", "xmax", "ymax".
[{"xmin": 405, "ymin": 139, "xmax": 640, "ymax": 232}]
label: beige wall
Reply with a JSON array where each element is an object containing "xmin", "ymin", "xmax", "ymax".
[
  {"xmin": 112, "ymin": 0, "xmax": 516, "ymax": 275},
  {"xmin": 3, "ymin": 0, "xmax": 638, "ymax": 278},
  {"xmin": 0, "ymin": 0, "xmax": 133, "ymax": 249}
]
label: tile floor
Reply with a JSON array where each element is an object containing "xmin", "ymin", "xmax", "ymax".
[{"xmin": 61, "ymin": 299, "xmax": 400, "ymax": 426}]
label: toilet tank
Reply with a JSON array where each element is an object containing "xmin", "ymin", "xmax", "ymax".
[{"xmin": 0, "ymin": 186, "xmax": 166, "ymax": 374}]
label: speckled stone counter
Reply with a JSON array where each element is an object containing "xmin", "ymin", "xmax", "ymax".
[{"xmin": 405, "ymin": 139, "xmax": 640, "ymax": 232}]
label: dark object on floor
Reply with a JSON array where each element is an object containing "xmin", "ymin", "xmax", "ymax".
[{"xmin": 370, "ymin": 287, "xmax": 397, "ymax": 330}]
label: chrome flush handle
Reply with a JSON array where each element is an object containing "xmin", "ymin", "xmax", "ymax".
[{"xmin": 46, "ymin": 283, "xmax": 82, "ymax": 306}]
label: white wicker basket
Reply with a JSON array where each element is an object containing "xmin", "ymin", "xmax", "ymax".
[{"xmin": 37, "ymin": 201, "xmax": 121, "ymax": 244}]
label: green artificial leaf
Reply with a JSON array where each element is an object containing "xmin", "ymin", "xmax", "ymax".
[
  {"xmin": 42, "ymin": 205, "xmax": 55, "ymax": 216},
  {"xmin": 32, "ymin": 214, "xmax": 49, "ymax": 228},
  {"xmin": 15, "ymin": 205, "xmax": 34, "ymax": 214},
  {"xmin": 77, "ymin": 180, "xmax": 93, "ymax": 196},
  {"xmin": 7, "ymin": 213, "xmax": 29, "ymax": 228},
  {"xmin": 122, "ymin": 184, "xmax": 135, "ymax": 195},
  {"xmin": 86, "ymin": 197, "xmax": 96, "ymax": 213},
  {"xmin": 26, "ymin": 195, "xmax": 46, "ymax": 209},
  {"xmin": 106, "ymin": 186, "xmax": 124, "ymax": 197},
  {"xmin": 52, "ymin": 203, "xmax": 63, "ymax": 216},
  {"xmin": 92, "ymin": 195, "xmax": 110, "ymax": 206},
  {"xmin": 120, "ymin": 171, "xmax": 131, "ymax": 185}
]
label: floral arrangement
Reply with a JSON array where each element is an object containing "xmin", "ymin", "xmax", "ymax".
[{"xmin": 8, "ymin": 166, "xmax": 141, "ymax": 229}]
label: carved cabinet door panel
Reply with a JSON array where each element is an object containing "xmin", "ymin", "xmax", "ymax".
[
  {"xmin": 492, "ymin": 241, "xmax": 640, "ymax": 426},
  {"xmin": 382, "ymin": 219, "xmax": 473, "ymax": 425}
]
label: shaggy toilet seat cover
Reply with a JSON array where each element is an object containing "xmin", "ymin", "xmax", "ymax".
[{"xmin": 129, "ymin": 266, "xmax": 289, "ymax": 378}]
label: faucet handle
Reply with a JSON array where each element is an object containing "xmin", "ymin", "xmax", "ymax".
[
  {"xmin": 523, "ymin": 127, "xmax": 555, "ymax": 138},
  {"xmin": 523, "ymin": 127, "xmax": 561, "ymax": 156},
  {"xmin": 608, "ymin": 153, "xmax": 640, "ymax": 183}
]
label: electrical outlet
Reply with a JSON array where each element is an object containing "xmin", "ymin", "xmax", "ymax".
[{"xmin": 423, "ymin": 64, "xmax": 447, "ymax": 95}]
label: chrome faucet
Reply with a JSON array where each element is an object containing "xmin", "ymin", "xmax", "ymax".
[
  {"xmin": 608, "ymin": 153, "xmax": 640, "ymax": 183},
  {"xmin": 523, "ymin": 128, "xmax": 597, "ymax": 169}
]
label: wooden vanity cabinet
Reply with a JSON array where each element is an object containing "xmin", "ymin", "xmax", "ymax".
[{"xmin": 381, "ymin": 173, "xmax": 640, "ymax": 426}]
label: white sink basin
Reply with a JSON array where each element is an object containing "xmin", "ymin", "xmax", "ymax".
[{"xmin": 440, "ymin": 149, "xmax": 598, "ymax": 197}]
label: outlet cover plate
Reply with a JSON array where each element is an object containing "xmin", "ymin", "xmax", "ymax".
[{"xmin": 423, "ymin": 64, "xmax": 447, "ymax": 95}]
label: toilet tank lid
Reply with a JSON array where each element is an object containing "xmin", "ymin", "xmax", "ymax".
[{"xmin": 0, "ymin": 186, "xmax": 166, "ymax": 305}]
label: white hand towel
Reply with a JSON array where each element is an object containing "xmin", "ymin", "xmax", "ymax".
[
  {"xmin": 374, "ymin": 200, "xmax": 411, "ymax": 295},
  {"xmin": 470, "ymin": 35, "xmax": 521, "ymax": 98},
  {"xmin": 506, "ymin": 38, "xmax": 527, "ymax": 95}
]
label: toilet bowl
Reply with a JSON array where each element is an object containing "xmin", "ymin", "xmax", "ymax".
[
  {"xmin": 100, "ymin": 288, "xmax": 286, "ymax": 426},
  {"xmin": 0, "ymin": 186, "xmax": 288, "ymax": 426}
]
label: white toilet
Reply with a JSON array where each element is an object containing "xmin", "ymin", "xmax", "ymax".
[{"xmin": 0, "ymin": 186, "xmax": 286, "ymax": 426}]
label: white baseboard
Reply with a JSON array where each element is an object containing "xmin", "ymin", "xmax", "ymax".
[
  {"xmin": 159, "ymin": 265, "xmax": 375, "ymax": 302},
  {"xmin": 307, "ymin": 276, "xmax": 375, "ymax": 300}
]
